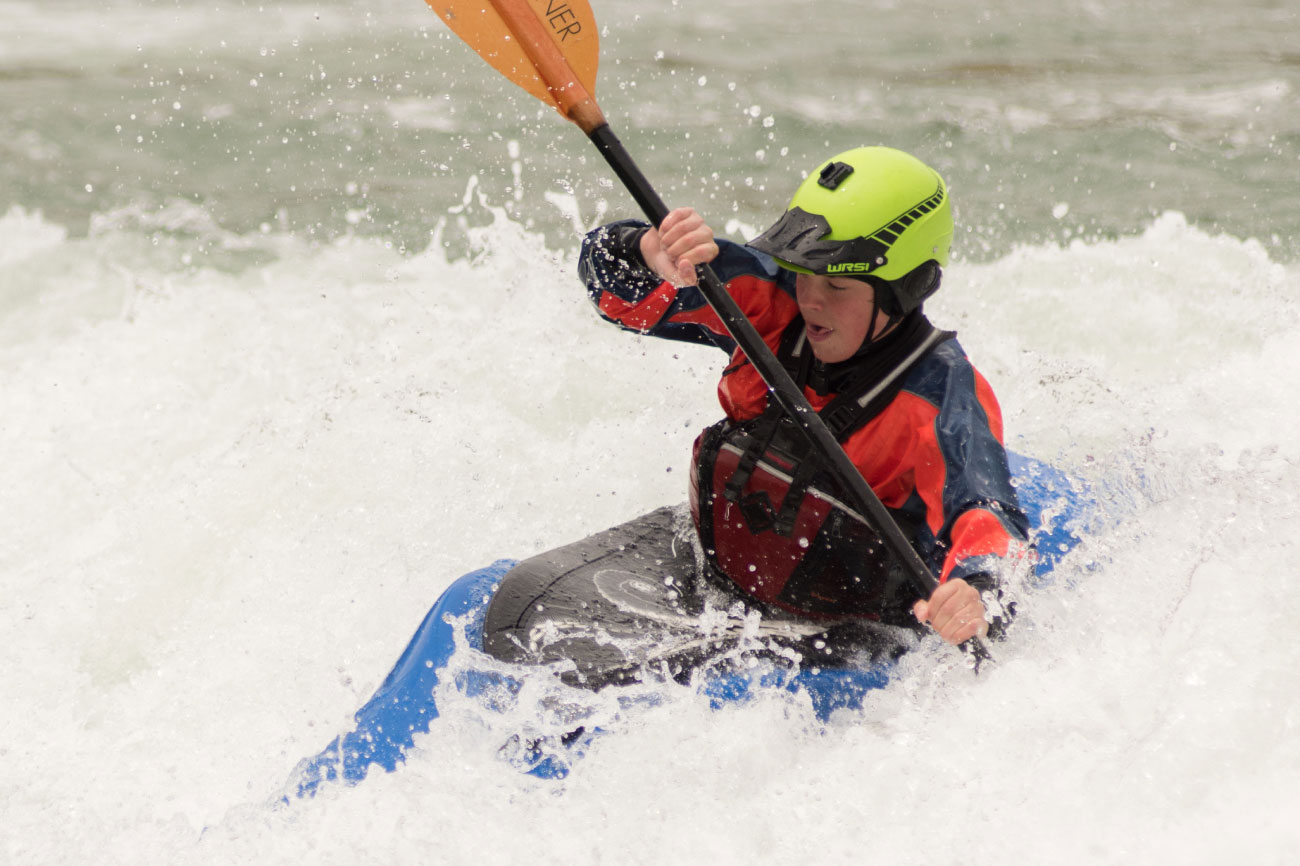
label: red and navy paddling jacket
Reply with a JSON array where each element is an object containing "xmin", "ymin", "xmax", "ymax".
[{"xmin": 579, "ymin": 220, "xmax": 1028, "ymax": 627}]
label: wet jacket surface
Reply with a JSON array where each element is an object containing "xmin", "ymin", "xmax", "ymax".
[{"xmin": 579, "ymin": 219, "xmax": 1029, "ymax": 623}]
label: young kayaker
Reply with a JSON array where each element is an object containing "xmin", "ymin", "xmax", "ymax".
[{"xmin": 578, "ymin": 146, "xmax": 1028, "ymax": 647}]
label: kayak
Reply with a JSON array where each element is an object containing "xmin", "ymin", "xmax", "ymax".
[{"xmin": 289, "ymin": 452, "xmax": 1091, "ymax": 798}]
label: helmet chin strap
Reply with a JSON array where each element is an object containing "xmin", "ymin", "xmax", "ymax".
[{"xmin": 858, "ymin": 282, "xmax": 902, "ymax": 355}]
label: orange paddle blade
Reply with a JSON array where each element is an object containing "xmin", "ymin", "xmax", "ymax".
[{"xmin": 425, "ymin": 0, "xmax": 599, "ymax": 121}]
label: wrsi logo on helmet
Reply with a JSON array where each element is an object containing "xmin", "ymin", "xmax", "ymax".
[
  {"xmin": 749, "ymin": 207, "xmax": 895, "ymax": 277},
  {"xmin": 748, "ymin": 146, "xmax": 954, "ymax": 317},
  {"xmin": 749, "ymin": 189, "xmax": 946, "ymax": 279}
]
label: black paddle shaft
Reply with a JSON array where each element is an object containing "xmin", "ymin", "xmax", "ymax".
[{"xmin": 587, "ymin": 123, "xmax": 993, "ymax": 666}]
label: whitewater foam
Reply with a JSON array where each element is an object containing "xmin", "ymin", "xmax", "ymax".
[{"xmin": 3, "ymin": 195, "xmax": 1298, "ymax": 863}]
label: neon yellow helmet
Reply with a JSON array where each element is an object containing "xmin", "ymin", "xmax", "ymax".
[{"xmin": 749, "ymin": 146, "xmax": 953, "ymax": 316}]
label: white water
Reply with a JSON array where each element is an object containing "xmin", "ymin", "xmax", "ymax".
[
  {"xmin": 4, "ymin": 193, "xmax": 1299, "ymax": 863},
  {"xmin": 5, "ymin": 0, "xmax": 1300, "ymax": 858}
]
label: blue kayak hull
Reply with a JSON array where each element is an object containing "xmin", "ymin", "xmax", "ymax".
[{"xmin": 291, "ymin": 452, "xmax": 1090, "ymax": 798}]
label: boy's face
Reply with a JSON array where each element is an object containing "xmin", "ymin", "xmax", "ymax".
[{"xmin": 794, "ymin": 273, "xmax": 891, "ymax": 363}]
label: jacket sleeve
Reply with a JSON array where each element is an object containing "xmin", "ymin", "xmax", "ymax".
[
  {"xmin": 891, "ymin": 345, "xmax": 1030, "ymax": 635},
  {"xmin": 578, "ymin": 219, "xmax": 790, "ymax": 354},
  {"xmin": 934, "ymin": 377, "xmax": 1028, "ymax": 587}
]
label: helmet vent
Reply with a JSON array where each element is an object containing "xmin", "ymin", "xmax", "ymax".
[{"xmin": 817, "ymin": 161, "xmax": 855, "ymax": 190}]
